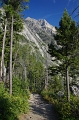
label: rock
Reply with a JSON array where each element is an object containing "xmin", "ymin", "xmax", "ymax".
[
  {"xmin": 57, "ymin": 91, "xmax": 64, "ymax": 98},
  {"xmin": 70, "ymin": 85, "xmax": 79, "ymax": 96}
]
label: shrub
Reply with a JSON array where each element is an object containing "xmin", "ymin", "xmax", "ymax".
[
  {"xmin": 0, "ymin": 92, "xmax": 18, "ymax": 120},
  {"xmin": 41, "ymin": 89, "xmax": 79, "ymax": 120},
  {"xmin": 0, "ymin": 81, "xmax": 29, "ymax": 120},
  {"xmin": 12, "ymin": 77, "xmax": 30, "ymax": 98},
  {"xmin": 55, "ymin": 99, "xmax": 79, "ymax": 120}
]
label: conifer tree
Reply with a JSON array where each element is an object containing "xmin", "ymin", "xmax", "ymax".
[
  {"xmin": 0, "ymin": 0, "xmax": 29, "ymax": 95},
  {"xmin": 48, "ymin": 9, "xmax": 78, "ymax": 101}
]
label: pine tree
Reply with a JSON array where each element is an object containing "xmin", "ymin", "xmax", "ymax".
[
  {"xmin": 48, "ymin": 9, "xmax": 78, "ymax": 101},
  {"xmin": 0, "ymin": 0, "xmax": 29, "ymax": 94}
]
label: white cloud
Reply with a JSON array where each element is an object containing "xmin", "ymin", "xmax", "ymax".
[
  {"xmin": 43, "ymin": 12, "xmax": 63, "ymax": 19},
  {"xmin": 43, "ymin": 14, "xmax": 53, "ymax": 19}
]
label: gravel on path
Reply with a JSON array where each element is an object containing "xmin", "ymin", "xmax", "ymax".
[{"xmin": 19, "ymin": 94, "xmax": 58, "ymax": 120}]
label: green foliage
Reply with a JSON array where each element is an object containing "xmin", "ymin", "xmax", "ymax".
[
  {"xmin": 46, "ymin": 10, "xmax": 79, "ymax": 119},
  {"xmin": 0, "ymin": 94, "xmax": 18, "ymax": 120},
  {"xmin": 49, "ymin": 75, "xmax": 63, "ymax": 91},
  {"xmin": 42, "ymin": 88, "xmax": 79, "ymax": 120},
  {"xmin": 41, "ymin": 89, "xmax": 58, "ymax": 104},
  {"xmin": 0, "ymin": 93, "xmax": 29, "ymax": 120},
  {"xmin": 49, "ymin": 9, "xmax": 78, "ymax": 74},
  {"xmin": 41, "ymin": 74, "xmax": 63, "ymax": 101},
  {"xmin": 0, "ymin": 82, "xmax": 6, "ymax": 95},
  {"xmin": 48, "ymin": 9, "xmax": 79, "ymax": 101},
  {"xmin": 55, "ymin": 97, "xmax": 79, "ymax": 120},
  {"xmin": 0, "ymin": 1, "xmax": 30, "ymax": 119},
  {"xmin": 12, "ymin": 77, "xmax": 29, "ymax": 97},
  {"xmin": 13, "ymin": 42, "xmax": 45, "ymax": 93},
  {"xmin": 0, "ymin": 81, "xmax": 29, "ymax": 120},
  {"xmin": 28, "ymin": 56, "xmax": 45, "ymax": 93}
]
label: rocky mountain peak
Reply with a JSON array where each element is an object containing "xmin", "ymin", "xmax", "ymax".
[
  {"xmin": 26, "ymin": 17, "xmax": 55, "ymax": 29},
  {"xmin": 25, "ymin": 17, "xmax": 37, "ymax": 25},
  {"xmin": 26, "ymin": 17, "xmax": 37, "ymax": 21},
  {"xmin": 21, "ymin": 17, "xmax": 57, "ymax": 63},
  {"xmin": 38, "ymin": 19, "xmax": 49, "ymax": 26},
  {"xmin": 25, "ymin": 17, "xmax": 56, "ymax": 34}
]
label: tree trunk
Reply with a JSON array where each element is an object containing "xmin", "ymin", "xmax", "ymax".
[
  {"xmin": 1, "ymin": 19, "xmax": 7, "ymax": 82},
  {"xmin": 24, "ymin": 66, "xmax": 27, "ymax": 82},
  {"xmin": 45, "ymin": 68, "xmax": 48, "ymax": 89},
  {"xmin": 9, "ymin": 16, "xmax": 13, "ymax": 95},
  {"xmin": 66, "ymin": 66, "xmax": 70, "ymax": 102},
  {"xmin": 45, "ymin": 49, "xmax": 48, "ymax": 89}
]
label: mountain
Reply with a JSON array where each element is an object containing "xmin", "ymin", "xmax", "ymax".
[
  {"xmin": 0, "ymin": 8, "xmax": 57, "ymax": 61},
  {"xmin": 20, "ymin": 17, "xmax": 56, "ymax": 66},
  {"xmin": 25, "ymin": 17, "xmax": 56, "ymax": 44}
]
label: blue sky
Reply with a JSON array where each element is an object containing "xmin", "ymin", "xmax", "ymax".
[{"xmin": 23, "ymin": 0, "xmax": 79, "ymax": 27}]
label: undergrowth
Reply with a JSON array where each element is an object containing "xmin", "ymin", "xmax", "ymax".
[
  {"xmin": 41, "ymin": 89, "xmax": 79, "ymax": 120},
  {"xmin": 0, "ymin": 77, "xmax": 30, "ymax": 120}
]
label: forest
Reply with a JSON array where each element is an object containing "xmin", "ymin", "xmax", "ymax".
[{"xmin": 0, "ymin": 0, "xmax": 79, "ymax": 120}]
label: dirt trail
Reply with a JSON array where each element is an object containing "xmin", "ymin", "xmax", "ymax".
[{"xmin": 20, "ymin": 94, "xmax": 58, "ymax": 120}]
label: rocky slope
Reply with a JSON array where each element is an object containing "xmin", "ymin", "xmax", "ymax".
[
  {"xmin": 20, "ymin": 17, "xmax": 56, "ymax": 65},
  {"xmin": 24, "ymin": 17, "xmax": 56, "ymax": 45}
]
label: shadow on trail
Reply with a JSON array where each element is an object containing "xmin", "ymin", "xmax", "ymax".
[{"xmin": 30, "ymin": 94, "xmax": 58, "ymax": 120}]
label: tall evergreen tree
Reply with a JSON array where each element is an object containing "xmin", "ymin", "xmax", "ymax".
[
  {"xmin": 48, "ymin": 9, "xmax": 78, "ymax": 101},
  {"xmin": 0, "ymin": 0, "xmax": 29, "ymax": 94}
]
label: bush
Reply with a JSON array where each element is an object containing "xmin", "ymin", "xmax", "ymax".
[
  {"xmin": 0, "ymin": 81, "xmax": 29, "ymax": 120},
  {"xmin": 41, "ymin": 89, "xmax": 58, "ymax": 104},
  {"xmin": 53, "ymin": 96, "xmax": 79, "ymax": 120},
  {"xmin": 41, "ymin": 89, "xmax": 79, "ymax": 120},
  {"xmin": 12, "ymin": 77, "xmax": 30, "ymax": 98},
  {"xmin": 0, "ymin": 92, "xmax": 18, "ymax": 120}
]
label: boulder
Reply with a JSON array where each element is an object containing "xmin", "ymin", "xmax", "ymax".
[
  {"xmin": 57, "ymin": 91, "xmax": 64, "ymax": 98},
  {"xmin": 70, "ymin": 85, "xmax": 79, "ymax": 96}
]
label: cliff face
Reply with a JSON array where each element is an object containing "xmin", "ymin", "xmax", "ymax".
[
  {"xmin": 25, "ymin": 17, "xmax": 56, "ymax": 44},
  {"xmin": 20, "ymin": 17, "xmax": 56, "ymax": 65}
]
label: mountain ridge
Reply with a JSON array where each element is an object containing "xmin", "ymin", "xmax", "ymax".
[{"xmin": 20, "ymin": 17, "xmax": 56, "ymax": 65}]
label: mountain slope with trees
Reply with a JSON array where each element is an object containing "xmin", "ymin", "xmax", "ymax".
[{"xmin": 0, "ymin": 1, "xmax": 79, "ymax": 119}]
